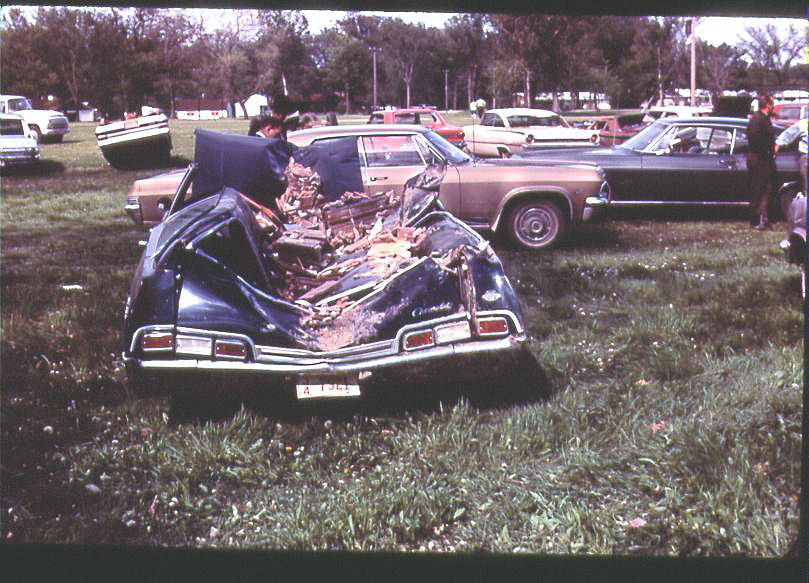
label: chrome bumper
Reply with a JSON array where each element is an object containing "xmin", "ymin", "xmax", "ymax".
[
  {"xmin": 582, "ymin": 181, "xmax": 611, "ymax": 222},
  {"xmin": 125, "ymin": 201, "xmax": 144, "ymax": 225}
]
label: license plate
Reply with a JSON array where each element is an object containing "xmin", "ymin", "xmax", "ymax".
[{"xmin": 296, "ymin": 382, "xmax": 361, "ymax": 399}]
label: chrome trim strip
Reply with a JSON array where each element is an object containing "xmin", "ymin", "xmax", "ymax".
[
  {"xmin": 128, "ymin": 336, "xmax": 524, "ymax": 376},
  {"xmin": 608, "ymin": 200, "xmax": 749, "ymax": 206}
]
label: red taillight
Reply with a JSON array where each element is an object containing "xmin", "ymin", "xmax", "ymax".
[
  {"xmin": 403, "ymin": 330, "xmax": 435, "ymax": 351},
  {"xmin": 477, "ymin": 317, "xmax": 509, "ymax": 337},
  {"xmin": 215, "ymin": 339, "xmax": 248, "ymax": 360},
  {"xmin": 141, "ymin": 332, "xmax": 174, "ymax": 352}
]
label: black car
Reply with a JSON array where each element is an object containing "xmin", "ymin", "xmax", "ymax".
[
  {"xmin": 779, "ymin": 193, "xmax": 806, "ymax": 297},
  {"xmin": 516, "ymin": 117, "xmax": 803, "ymax": 214},
  {"xmin": 123, "ymin": 130, "xmax": 545, "ymax": 412}
]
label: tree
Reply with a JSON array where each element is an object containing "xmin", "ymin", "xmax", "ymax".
[
  {"xmin": 378, "ymin": 19, "xmax": 429, "ymax": 108},
  {"xmin": 699, "ymin": 42, "xmax": 747, "ymax": 101},
  {"xmin": 740, "ymin": 23, "xmax": 805, "ymax": 89},
  {"xmin": 488, "ymin": 15, "xmax": 545, "ymax": 108},
  {"xmin": 314, "ymin": 28, "xmax": 369, "ymax": 113},
  {"xmin": 446, "ymin": 14, "xmax": 487, "ymax": 107}
]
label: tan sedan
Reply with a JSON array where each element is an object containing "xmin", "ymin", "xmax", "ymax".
[{"xmin": 126, "ymin": 124, "xmax": 610, "ymax": 249}]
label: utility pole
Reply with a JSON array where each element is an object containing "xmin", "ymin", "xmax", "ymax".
[
  {"xmin": 443, "ymin": 69, "xmax": 449, "ymax": 111},
  {"xmin": 371, "ymin": 47, "xmax": 381, "ymax": 109},
  {"xmin": 690, "ymin": 17, "xmax": 697, "ymax": 107}
]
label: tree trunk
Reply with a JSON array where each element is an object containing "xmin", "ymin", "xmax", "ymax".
[
  {"xmin": 524, "ymin": 67, "xmax": 531, "ymax": 108},
  {"xmin": 467, "ymin": 69, "xmax": 473, "ymax": 107},
  {"xmin": 344, "ymin": 80, "xmax": 350, "ymax": 115}
]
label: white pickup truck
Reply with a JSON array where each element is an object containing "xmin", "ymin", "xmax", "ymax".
[{"xmin": 0, "ymin": 95, "xmax": 70, "ymax": 142}]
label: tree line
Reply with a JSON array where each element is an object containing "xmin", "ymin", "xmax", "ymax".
[{"xmin": 1, "ymin": 7, "xmax": 805, "ymax": 117}]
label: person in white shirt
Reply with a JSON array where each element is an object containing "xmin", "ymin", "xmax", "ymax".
[{"xmin": 775, "ymin": 116, "xmax": 808, "ymax": 195}]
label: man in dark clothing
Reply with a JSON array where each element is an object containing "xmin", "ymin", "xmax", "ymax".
[{"xmin": 747, "ymin": 94, "xmax": 776, "ymax": 230}]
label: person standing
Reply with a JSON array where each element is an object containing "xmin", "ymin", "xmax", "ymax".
[
  {"xmin": 775, "ymin": 115, "xmax": 808, "ymax": 196},
  {"xmin": 747, "ymin": 94, "xmax": 776, "ymax": 230}
]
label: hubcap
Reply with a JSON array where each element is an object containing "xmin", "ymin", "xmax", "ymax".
[{"xmin": 516, "ymin": 207, "xmax": 555, "ymax": 245}]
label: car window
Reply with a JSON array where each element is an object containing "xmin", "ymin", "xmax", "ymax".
[
  {"xmin": 361, "ymin": 135, "xmax": 424, "ymax": 167},
  {"xmin": 0, "ymin": 118, "xmax": 25, "ymax": 136},
  {"xmin": 368, "ymin": 113, "xmax": 384, "ymax": 124},
  {"xmin": 621, "ymin": 121, "xmax": 672, "ymax": 151},
  {"xmin": 424, "ymin": 113, "xmax": 439, "ymax": 124},
  {"xmin": 705, "ymin": 128, "xmax": 733, "ymax": 154},
  {"xmin": 480, "ymin": 113, "xmax": 503, "ymax": 127},
  {"xmin": 507, "ymin": 115, "xmax": 561, "ymax": 127},
  {"xmin": 732, "ymin": 129, "xmax": 748, "ymax": 154},
  {"xmin": 394, "ymin": 113, "xmax": 419, "ymax": 125}
]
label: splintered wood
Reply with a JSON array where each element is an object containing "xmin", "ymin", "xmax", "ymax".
[{"xmin": 264, "ymin": 160, "xmax": 435, "ymax": 351}]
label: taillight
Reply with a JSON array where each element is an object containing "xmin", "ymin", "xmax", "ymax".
[
  {"xmin": 215, "ymin": 339, "xmax": 248, "ymax": 360},
  {"xmin": 403, "ymin": 330, "xmax": 435, "ymax": 351},
  {"xmin": 477, "ymin": 317, "xmax": 509, "ymax": 337},
  {"xmin": 141, "ymin": 332, "xmax": 174, "ymax": 352}
]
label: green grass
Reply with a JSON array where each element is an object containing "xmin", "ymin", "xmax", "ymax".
[{"xmin": 0, "ymin": 118, "xmax": 802, "ymax": 556}]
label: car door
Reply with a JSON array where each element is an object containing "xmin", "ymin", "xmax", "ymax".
[{"xmin": 639, "ymin": 124, "xmax": 741, "ymax": 203}]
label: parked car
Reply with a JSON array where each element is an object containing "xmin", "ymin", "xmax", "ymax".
[
  {"xmin": 0, "ymin": 113, "xmax": 40, "ymax": 168},
  {"xmin": 586, "ymin": 113, "xmax": 648, "ymax": 146},
  {"xmin": 779, "ymin": 193, "xmax": 806, "ymax": 298},
  {"xmin": 516, "ymin": 117, "xmax": 803, "ymax": 213},
  {"xmin": 773, "ymin": 102, "xmax": 808, "ymax": 127},
  {"xmin": 461, "ymin": 108, "xmax": 601, "ymax": 158},
  {"xmin": 0, "ymin": 95, "xmax": 69, "ymax": 143},
  {"xmin": 641, "ymin": 105, "xmax": 713, "ymax": 123},
  {"xmin": 95, "ymin": 113, "xmax": 172, "ymax": 168},
  {"xmin": 124, "ymin": 129, "xmax": 547, "ymax": 409},
  {"xmin": 126, "ymin": 124, "xmax": 610, "ymax": 250},
  {"xmin": 368, "ymin": 108, "xmax": 465, "ymax": 148}
]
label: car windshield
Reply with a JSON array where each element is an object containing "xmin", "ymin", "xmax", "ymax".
[
  {"xmin": 0, "ymin": 118, "xmax": 25, "ymax": 136},
  {"xmin": 421, "ymin": 130, "xmax": 472, "ymax": 165},
  {"xmin": 7, "ymin": 98, "xmax": 32, "ymax": 112},
  {"xmin": 619, "ymin": 121, "xmax": 671, "ymax": 151}
]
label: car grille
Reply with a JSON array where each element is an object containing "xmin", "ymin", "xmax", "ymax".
[{"xmin": 48, "ymin": 118, "xmax": 69, "ymax": 130}]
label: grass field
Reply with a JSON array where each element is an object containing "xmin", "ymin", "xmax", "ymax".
[{"xmin": 0, "ymin": 119, "xmax": 803, "ymax": 562}]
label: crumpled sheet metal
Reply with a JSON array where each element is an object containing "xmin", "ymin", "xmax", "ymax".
[{"xmin": 263, "ymin": 162, "xmax": 467, "ymax": 351}]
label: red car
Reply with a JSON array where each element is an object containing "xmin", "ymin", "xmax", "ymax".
[
  {"xmin": 368, "ymin": 108, "xmax": 466, "ymax": 148},
  {"xmin": 589, "ymin": 113, "xmax": 648, "ymax": 146}
]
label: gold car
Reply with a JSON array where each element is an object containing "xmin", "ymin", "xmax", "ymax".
[
  {"xmin": 125, "ymin": 124, "xmax": 610, "ymax": 250},
  {"xmin": 288, "ymin": 124, "xmax": 609, "ymax": 249}
]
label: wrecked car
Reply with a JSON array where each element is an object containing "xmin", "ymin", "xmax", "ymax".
[
  {"xmin": 123, "ymin": 129, "xmax": 546, "ymax": 409},
  {"xmin": 96, "ymin": 113, "xmax": 172, "ymax": 168}
]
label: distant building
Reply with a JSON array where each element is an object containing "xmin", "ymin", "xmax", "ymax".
[{"xmin": 175, "ymin": 98, "xmax": 228, "ymax": 120}]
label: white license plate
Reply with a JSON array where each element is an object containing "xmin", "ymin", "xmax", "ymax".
[{"xmin": 296, "ymin": 382, "xmax": 361, "ymax": 399}]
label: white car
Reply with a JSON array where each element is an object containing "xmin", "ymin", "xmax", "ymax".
[
  {"xmin": 0, "ymin": 113, "xmax": 40, "ymax": 168},
  {"xmin": 95, "ymin": 113, "xmax": 172, "ymax": 168},
  {"xmin": 0, "ymin": 95, "xmax": 69, "ymax": 142},
  {"xmin": 642, "ymin": 105, "xmax": 712, "ymax": 123},
  {"xmin": 462, "ymin": 108, "xmax": 600, "ymax": 158}
]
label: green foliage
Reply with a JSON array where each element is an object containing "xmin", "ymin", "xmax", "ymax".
[{"xmin": 0, "ymin": 119, "xmax": 802, "ymax": 556}]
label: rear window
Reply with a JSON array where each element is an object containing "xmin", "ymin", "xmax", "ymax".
[
  {"xmin": 394, "ymin": 113, "xmax": 419, "ymax": 124},
  {"xmin": 368, "ymin": 113, "xmax": 385, "ymax": 124},
  {"xmin": 0, "ymin": 118, "xmax": 25, "ymax": 136}
]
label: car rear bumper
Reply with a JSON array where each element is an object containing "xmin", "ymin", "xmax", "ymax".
[
  {"xmin": 125, "ymin": 200, "xmax": 144, "ymax": 225},
  {"xmin": 125, "ymin": 312, "xmax": 528, "ymax": 397}
]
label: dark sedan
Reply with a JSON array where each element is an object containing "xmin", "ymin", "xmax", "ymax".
[{"xmin": 517, "ymin": 117, "xmax": 803, "ymax": 213}]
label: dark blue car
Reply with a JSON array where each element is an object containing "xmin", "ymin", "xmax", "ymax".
[
  {"xmin": 517, "ymin": 117, "xmax": 803, "ymax": 214},
  {"xmin": 123, "ymin": 130, "xmax": 545, "ymax": 412}
]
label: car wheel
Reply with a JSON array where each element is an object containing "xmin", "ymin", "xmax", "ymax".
[
  {"xmin": 29, "ymin": 125, "xmax": 41, "ymax": 143},
  {"xmin": 507, "ymin": 199, "xmax": 567, "ymax": 250}
]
